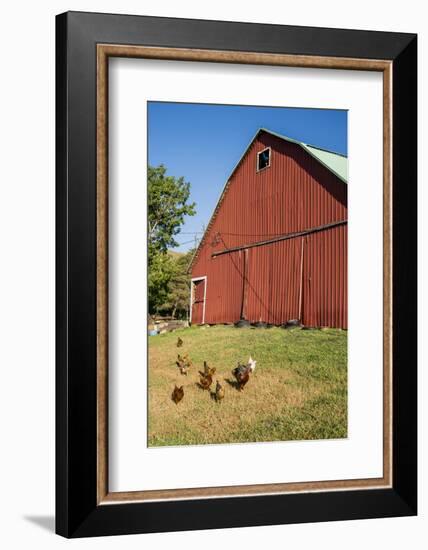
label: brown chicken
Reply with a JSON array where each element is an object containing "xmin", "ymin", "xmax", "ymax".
[
  {"xmin": 176, "ymin": 337, "xmax": 183, "ymax": 348},
  {"xmin": 199, "ymin": 361, "xmax": 216, "ymax": 378},
  {"xmin": 215, "ymin": 380, "xmax": 225, "ymax": 402},
  {"xmin": 176, "ymin": 354, "xmax": 185, "ymax": 372},
  {"xmin": 183, "ymin": 353, "xmax": 193, "ymax": 368},
  {"xmin": 177, "ymin": 364, "xmax": 189, "ymax": 376},
  {"xmin": 176, "ymin": 353, "xmax": 191, "ymax": 375},
  {"xmin": 232, "ymin": 364, "xmax": 251, "ymax": 391},
  {"xmin": 199, "ymin": 373, "xmax": 213, "ymax": 390},
  {"xmin": 171, "ymin": 385, "xmax": 184, "ymax": 404}
]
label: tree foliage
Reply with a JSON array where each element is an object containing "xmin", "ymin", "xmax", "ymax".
[
  {"xmin": 148, "ymin": 164, "xmax": 196, "ymax": 315},
  {"xmin": 148, "ymin": 252, "xmax": 175, "ymax": 314},
  {"xmin": 148, "ymin": 164, "xmax": 196, "ymax": 264},
  {"xmin": 158, "ymin": 250, "xmax": 195, "ymax": 319}
]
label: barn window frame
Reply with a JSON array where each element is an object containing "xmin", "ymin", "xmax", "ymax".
[{"xmin": 256, "ymin": 146, "xmax": 271, "ymax": 172}]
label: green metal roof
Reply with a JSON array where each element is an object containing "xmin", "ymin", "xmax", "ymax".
[
  {"xmin": 259, "ymin": 128, "xmax": 348, "ymax": 183},
  {"xmin": 304, "ymin": 144, "xmax": 348, "ymax": 183}
]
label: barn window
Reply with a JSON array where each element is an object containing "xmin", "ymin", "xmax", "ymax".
[{"xmin": 257, "ymin": 147, "xmax": 271, "ymax": 171}]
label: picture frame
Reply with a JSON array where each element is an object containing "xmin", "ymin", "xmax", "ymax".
[{"xmin": 56, "ymin": 11, "xmax": 417, "ymax": 538}]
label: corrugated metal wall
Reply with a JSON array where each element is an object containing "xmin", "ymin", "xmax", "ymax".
[
  {"xmin": 195, "ymin": 251, "xmax": 244, "ymax": 324},
  {"xmin": 243, "ymin": 238, "xmax": 302, "ymax": 324},
  {"xmin": 303, "ymin": 224, "xmax": 347, "ymax": 328},
  {"xmin": 191, "ymin": 131, "xmax": 348, "ymax": 328}
]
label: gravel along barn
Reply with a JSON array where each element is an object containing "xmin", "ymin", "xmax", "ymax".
[{"xmin": 189, "ymin": 128, "xmax": 348, "ymax": 329}]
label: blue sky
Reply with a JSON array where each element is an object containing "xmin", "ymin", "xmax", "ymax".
[{"xmin": 148, "ymin": 102, "xmax": 347, "ymax": 252}]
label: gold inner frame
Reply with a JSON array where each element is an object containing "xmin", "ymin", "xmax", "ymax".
[{"xmin": 96, "ymin": 44, "xmax": 393, "ymax": 505}]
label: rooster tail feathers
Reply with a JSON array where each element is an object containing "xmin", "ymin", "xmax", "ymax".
[{"xmin": 248, "ymin": 356, "xmax": 257, "ymax": 371}]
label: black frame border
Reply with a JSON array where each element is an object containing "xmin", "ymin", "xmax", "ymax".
[{"xmin": 56, "ymin": 11, "xmax": 417, "ymax": 538}]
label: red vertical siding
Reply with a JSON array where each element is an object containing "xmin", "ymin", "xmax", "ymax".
[
  {"xmin": 302, "ymin": 225, "xmax": 348, "ymax": 328},
  {"xmin": 191, "ymin": 131, "xmax": 347, "ymax": 328},
  {"xmin": 243, "ymin": 238, "xmax": 302, "ymax": 324},
  {"xmin": 199, "ymin": 251, "xmax": 244, "ymax": 324}
]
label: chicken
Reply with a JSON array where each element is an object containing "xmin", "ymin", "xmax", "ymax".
[
  {"xmin": 171, "ymin": 385, "xmax": 184, "ymax": 404},
  {"xmin": 177, "ymin": 364, "xmax": 189, "ymax": 376},
  {"xmin": 182, "ymin": 353, "xmax": 193, "ymax": 368},
  {"xmin": 176, "ymin": 354, "xmax": 186, "ymax": 373},
  {"xmin": 215, "ymin": 380, "xmax": 225, "ymax": 402},
  {"xmin": 232, "ymin": 356, "xmax": 257, "ymax": 391},
  {"xmin": 199, "ymin": 361, "xmax": 216, "ymax": 378},
  {"xmin": 176, "ymin": 337, "xmax": 183, "ymax": 348},
  {"xmin": 199, "ymin": 373, "xmax": 213, "ymax": 390},
  {"xmin": 176, "ymin": 353, "xmax": 191, "ymax": 375},
  {"xmin": 232, "ymin": 364, "xmax": 251, "ymax": 391}
]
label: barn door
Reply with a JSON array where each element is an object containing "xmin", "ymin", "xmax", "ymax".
[{"xmin": 191, "ymin": 278, "xmax": 206, "ymax": 325}]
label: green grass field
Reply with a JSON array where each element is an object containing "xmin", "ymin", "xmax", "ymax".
[{"xmin": 148, "ymin": 325, "xmax": 347, "ymax": 447}]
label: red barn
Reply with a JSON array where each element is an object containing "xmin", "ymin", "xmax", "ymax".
[{"xmin": 189, "ymin": 128, "xmax": 348, "ymax": 329}]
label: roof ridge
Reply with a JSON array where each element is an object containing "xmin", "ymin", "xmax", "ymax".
[
  {"xmin": 259, "ymin": 127, "xmax": 347, "ymax": 158},
  {"xmin": 304, "ymin": 142, "xmax": 348, "ymax": 158}
]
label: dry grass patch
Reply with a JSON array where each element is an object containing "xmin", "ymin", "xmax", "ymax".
[{"xmin": 148, "ymin": 325, "xmax": 347, "ymax": 446}]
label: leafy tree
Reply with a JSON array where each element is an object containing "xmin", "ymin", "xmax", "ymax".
[
  {"xmin": 158, "ymin": 250, "xmax": 195, "ymax": 319},
  {"xmin": 148, "ymin": 252, "xmax": 175, "ymax": 314},
  {"xmin": 147, "ymin": 165, "xmax": 196, "ymax": 315},
  {"xmin": 148, "ymin": 164, "xmax": 196, "ymax": 264}
]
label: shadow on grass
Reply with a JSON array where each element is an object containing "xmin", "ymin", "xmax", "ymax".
[
  {"xmin": 224, "ymin": 377, "xmax": 240, "ymax": 391},
  {"xmin": 209, "ymin": 391, "xmax": 218, "ymax": 402},
  {"xmin": 195, "ymin": 382, "xmax": 212, "ymax": 391}
]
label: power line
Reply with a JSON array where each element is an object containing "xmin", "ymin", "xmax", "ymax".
[
  {"xmin": 217, "ymin": 230, "xmax": 302, "ymax": 237},
  {"xmin": 174, "ymin": 238, "xmax": 200, "ymax": 246},
  {"xmin": 185, "ymin": 228, "xmax": 338, "ymax": 238}
]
